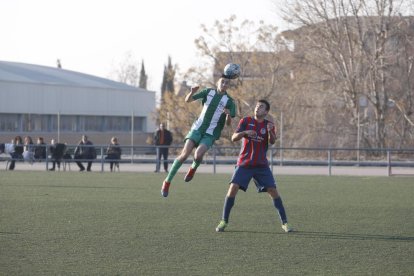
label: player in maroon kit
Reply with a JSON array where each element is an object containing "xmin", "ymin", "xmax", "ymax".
[{"xmin": 215, "ymin": 99, "xmax": 293, "ymax": 233}]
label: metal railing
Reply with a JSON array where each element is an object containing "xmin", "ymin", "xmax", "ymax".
[{"xmin": 2, "ymin": 144, "xmax": 414, "ymax": 176}]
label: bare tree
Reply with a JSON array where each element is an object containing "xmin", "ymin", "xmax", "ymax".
[
  {"xmin": 280, "ymin": 0, "xmax": 414, "ymax": 148},
  {"xmin": 109, "ymin": 51, "xmax": 140, "ymax": 87}
]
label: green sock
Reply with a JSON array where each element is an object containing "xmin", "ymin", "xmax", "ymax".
[
  {"xmin": 191, "ymin": 160, "xmax": 201, "ymax": 170},
  {"xmin": 166, "ymin": 159, "xmax": 182, "ymax": 182}
]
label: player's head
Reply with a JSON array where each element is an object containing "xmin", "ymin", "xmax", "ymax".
[
  {"xmin": 255, "ymin": 99, "xmax": 271, "ymax": 119},
  {"xmin": 258, "ymin": 99, "xmax": 270, "ymax": 111},
  {"xmin": 217, "ymin": 77, "xmax": 231, "ymax": 92}
]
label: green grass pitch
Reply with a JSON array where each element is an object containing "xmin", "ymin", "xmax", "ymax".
[{"xmin": 1, "ymin": 171, "xmax": 413, "ymax": 275}]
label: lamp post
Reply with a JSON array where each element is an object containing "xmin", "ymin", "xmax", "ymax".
[
  {"xmin": 357, "ymin": 95, "xmax": 368, "ymax": 163},
  {"xmin": 280, "ymin": 111, "xmax": 284, "ymax": 165},
  {"xmin": 357, "ymin": 110, "xmax": 360, "ymax": 162},
  {"xmin": 131, "ymin": 111, "xmax": 134, "ymax": 162}
]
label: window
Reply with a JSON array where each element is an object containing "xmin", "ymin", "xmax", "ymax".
[
  {"xmin": 0, "ymin": 114, "xmax": 19, "ymax": 132},
  {"xmin": 0, "ymin": 113, "xmax": 146, "ymax": 133}
]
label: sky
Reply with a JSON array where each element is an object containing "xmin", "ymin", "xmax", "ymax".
[{"xmin": 0, "ymin": 0, "xmax": 289, "ymax": 92}]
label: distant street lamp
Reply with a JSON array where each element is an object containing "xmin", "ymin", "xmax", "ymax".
[{"xmin": 357, "ymin": 95, "xmax": 368, "ymax": 162}]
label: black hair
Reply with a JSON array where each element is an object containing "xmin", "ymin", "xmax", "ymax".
[{"xmin": 258, "ymin": 99, "xmax": 270, "ymax": 111}]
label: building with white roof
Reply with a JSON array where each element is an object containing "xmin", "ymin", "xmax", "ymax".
[{"xmin": 0, "ymin": 61, "xmax": 156, "ymax": 145}]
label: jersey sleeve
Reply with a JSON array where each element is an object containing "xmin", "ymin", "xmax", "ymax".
[
  {"xmin": 235, "ymin": 117, "xmax": 247, "ymax": 133},
  {"xmin": 192, "ymin": 88, "xmax": 210, "ymax": 101}
]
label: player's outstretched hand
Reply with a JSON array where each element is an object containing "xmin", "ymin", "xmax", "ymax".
[
  {"xmin": 267, "ymin": 122, "xmax": 275, "ymax": 132},
  {"xmin": 190, "ymin": 86, "xmax": 200, "ymax": 93}
]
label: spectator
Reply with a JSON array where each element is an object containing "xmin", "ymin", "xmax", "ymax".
[
  {"xmin": 34, "ymin": 137, "xmax": 47, "ymax": 161},
  {"xmin": 0, "ymin": 141, "xmax": 15, "ymax": 155},
  {"xmin": 154, "ymin": 123, "xmax": 173, "ymax": 173},
  {"xmin": 74, "ymin": 135, "xmax": 96, "ymax": 172},
  {"xmin": 49, "ymin": 138, "xmax": 66, "ymax": 171},
  {"xmin": 105, "ymin": 136, "xmax": 122, "ymax": 172},
  {"xmin": 23, "ymin": 136, "xmax": 34, "ymax": 162},
  {"xmin": 8, "ymin": 136, "xmax": 23, "ymax": 170}
]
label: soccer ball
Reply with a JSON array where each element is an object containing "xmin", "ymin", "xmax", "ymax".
[{"xmin": 223, "ymin": 63, "xmax": 241, "ymax": 79}]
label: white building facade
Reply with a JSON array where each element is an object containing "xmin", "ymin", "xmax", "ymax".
[{"xmin": 0, "ymin": 61, "xmax": 156, "ymax": 145}]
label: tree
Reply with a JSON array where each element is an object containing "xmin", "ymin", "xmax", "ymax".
[
  {"xmin": 110, "ymin": 51, "xmax": 140, "ymax": 87},
  {"xmin": 160, "ymin": 56, "xmax": 176, "ymax": 97},
  {"xmin": 280, "ymin": 0, "xmax": 414, "ymax": 148},
  {"xmin": 157, "ymin": 11, "xmax": 413, "ymax": 151},
  {"xmin": 139, "ymin": 60, "xmax": 148, "ymax": 89},
  {"xmin": 154, "ymin": 56, "xmax": 177, "ymax": 133}
]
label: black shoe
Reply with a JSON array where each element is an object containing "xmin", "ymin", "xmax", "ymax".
[
  {"xmin": 49, "ymin": 168, "xmax": 55, "ymax": 171},
  {"xmin": 154, "ymin": 170, "xmax": 159, "ymax": 173},
  {"xmin": 79, "ymin": 168, "xmax": 85, "ymax": 172}
]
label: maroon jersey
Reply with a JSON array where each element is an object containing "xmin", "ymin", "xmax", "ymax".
[{"xmin": 236, "ymin": 116, "xmax": 275, "ymax": 167}]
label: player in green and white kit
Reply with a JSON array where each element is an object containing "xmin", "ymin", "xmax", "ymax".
[{"xmin": 161, "ymin": 77, "xmax": 237, "ymax": 197}]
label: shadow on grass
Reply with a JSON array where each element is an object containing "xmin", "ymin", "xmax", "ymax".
[
  {"xmin": 2, "ymin": 184, "xmax": 128, "ymax": 189},
  {"xmin": 0, "ymin": 231, "xmax": 21, "ymax": 235},
  {"xmin": 227, "ymin": 230, "xmax": 414, "ymax": 242},
  {"xmin": 293, "ymin": 231, "xmax": 414, "ymax": 242}
]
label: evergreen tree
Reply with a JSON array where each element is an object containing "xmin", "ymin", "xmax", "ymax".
[
  {"xmin": 160, "ymin": 56, "xmax": 175, "ymax": 97},
  {"xmin": 139, "ymin": 60, "xmax": 148, "ymax": 89}
]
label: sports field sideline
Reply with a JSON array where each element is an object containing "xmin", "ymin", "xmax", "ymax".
[{"xmin": 1, "ymin": 171, "xmax": 413, "ymax": 275}]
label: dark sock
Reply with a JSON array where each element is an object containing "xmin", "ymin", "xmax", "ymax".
[
  {"xmin": 273, "ymin": 197, "xmax": 287, "ymax": 224},
  {"xmin": 222, "ymin": 196, "xmax": 235, "ymax": 223}
]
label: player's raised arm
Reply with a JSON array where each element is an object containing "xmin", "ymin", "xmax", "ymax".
[
  {"xmin": 223, "ymin": 108, "xmax": 232, "ymax": 126},
  {"xmin": 267, "ymin": 121, "xmax": 277, "ymax": 145},
  {"xmin": 185, "ymin": 86, "xmax": 200, "ymax": 103},
  {"xmin": 225, "ymin": 114, "xmax": 232, "ymax": 126}
]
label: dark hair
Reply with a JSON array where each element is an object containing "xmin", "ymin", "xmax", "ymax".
[
  {"xmin": 14, "ymin": 136, "xmax": 23, "ymax": 144},
  {"xmin": 258, "ymin": 99, "xmax": 270, "ymax": 111}
]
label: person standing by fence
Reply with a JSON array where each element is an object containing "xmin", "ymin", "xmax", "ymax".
[
  {"xmin": 106, "ymin": 136, "xmax": 122, "ymax": 172},
  {"xmin": 154, "ymin": 123, "xmax": 173, "ymax": 173}
]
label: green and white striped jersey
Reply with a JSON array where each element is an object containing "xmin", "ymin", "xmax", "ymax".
[{"xmin": 191, "ymin": 88, "xmax": 236, "ymax": 140}]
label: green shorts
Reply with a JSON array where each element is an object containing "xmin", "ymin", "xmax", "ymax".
[{"xmin": 185, "ymin": 130, "xmax": 215, "ymax": 149}]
